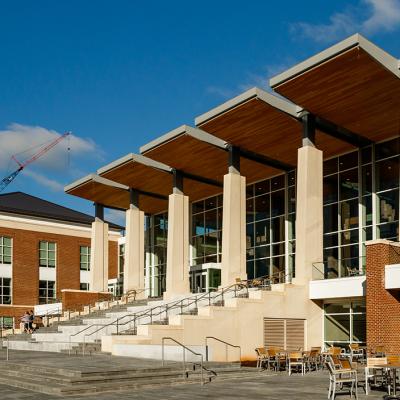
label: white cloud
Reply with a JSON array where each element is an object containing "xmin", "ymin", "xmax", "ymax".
[
  {"xmin": 0, "ymin": 123, "xmax": 99, "ymax": 171},
  {"xmin": 22, "ymin": 169, "xmax": 64, "ymax": 192},
  {"xmin": 290, "ymin": 0, "xmax": 400, "ymax": 43},
  {"xmin": 363, "ymin": 0, "xmax": 400, "ymax": 33}
]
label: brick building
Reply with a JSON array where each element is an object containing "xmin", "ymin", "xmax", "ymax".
[{"xmin": 0, "ymin": 192, "xmax": 122, "ymax": 329}]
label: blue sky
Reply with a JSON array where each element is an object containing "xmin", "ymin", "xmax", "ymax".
[{"xmin": 1, "ymin": 0, "xmax": 400, "ymax": 225}]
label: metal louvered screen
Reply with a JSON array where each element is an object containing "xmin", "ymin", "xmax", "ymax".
[
  {"xmin": 264, "ymin": 319, "xmax": 285, "ymax": 349},
  {"xmin": 264, "ymin": 318, "xmax": 305, "ymax": 350}
]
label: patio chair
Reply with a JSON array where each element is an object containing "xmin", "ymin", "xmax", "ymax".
[
  {"xmin": 267, "ymin": 348, "xmax": 285, "ymax": 371},
  {"xmin": 374, "ymin": 345, "xmax": 386, "ymax": 357},
  {"xmin": 288, "ymin": 352, "xmax": 305, "ymax": 376},
  {"xmin": 349, "ymin": 344, "xmax": 364, "ymax": 363},
  {"xmin": 255, "ymin": 347, "xmax": 268, "ymax": 370},
  {"xmin": 365, "ymin": 357, "xmax": 388, "ymax": 395},
  {"xmin": 308, "ymin": 349, "xmax": 322, "ymax": 371},
  {"xmin": 326, "ymin": 361, "xmax": 358, "ymax": 399}
]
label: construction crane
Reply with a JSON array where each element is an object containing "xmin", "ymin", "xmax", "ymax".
[{"xmin": 0, "ymin": 131, "xmax": 71, "ymax": 193}]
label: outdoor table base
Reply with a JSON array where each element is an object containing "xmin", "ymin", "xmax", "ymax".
[{"xmin": 374, "ymin": 364, "xmax": 400, "ymax": 399}]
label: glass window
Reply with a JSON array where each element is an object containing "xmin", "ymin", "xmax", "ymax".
[
  {"xmin": 340, "ymin": 199, "xmax": 359, "ymax": 230},
  {"xmin": 376, "ymin": 157, "xmax": 399, "ymax": 192},
  {"xmin": 0, "ymin": 277, "xmax": 11, "ymax": 304},
  {"xmin": 339, "ymin": 152, "xmax": 358, "ymax": 171},
  {"xmin": 324, "ymin": 174, "xmax": 338, "ymax": 204},
  {"xmin": 255, "ymin": 180, "xmax": 270, "ymax": 196},
  {"xmin": 119, "ymin": 244, "xmax": 124, "ymax": 277},
  {"xmin": 39, "ymin": 280, "xmax": 56, "ymax": 304},
  {"xmin": 376, "ymin": 138, "xmax": 400, "ymax": 160},
  {"xmin": 255, "ymin": 194, "xmax": 269, "ymax": 221},
  {"xmin": 324, "ymin": 301, "xmax": 366, "ymax": 347},
  {"xmin": 378, "ymin": 189, "xmax": 398, "ymax": 224},
  {"xmin": 191, "ymin": 195, "xmax": 221, "ymax": 266},
  {"xmin": 271, "ymin": 190, "xmax": 285, "ymax": 217},
  {"xmin": 80, "ymin": 246, "xmax": 91, "ymax": 271},
  {"xmin": 324, "ymin": 204, "xmax": 338, "ymax": 233},
  {"xmin": 324, "ymin": 158, "xmax": 338, "ymax": 176},
  {"xmin": 80, "ymin": 283, "xmax": 89, "ymax": 291},
  {"xmin": 0, "ymin": 236, "xmax": 12, "ymax": 264},
  {"xmin": 39, "ymin": 241, "xmax": 56, "ymax": 268},
  {"xmin": 339, "ymin": 168, "xmax": 359, "ymax": 201}
]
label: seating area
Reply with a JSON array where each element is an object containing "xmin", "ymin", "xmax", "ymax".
[{"xmin": 255, "ymin": 345, "xmax": 400, "ymax": 399}]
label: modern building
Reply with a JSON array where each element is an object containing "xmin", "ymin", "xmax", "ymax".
[
  {"xmin": 0, "ymin": 192, "xmax": 122, "ymax": 329},
  {"xmin": 65, "ymin": 34, "xmax": 400, "ymax": 354}
]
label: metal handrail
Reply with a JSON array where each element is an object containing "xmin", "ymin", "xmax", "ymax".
[
  {"xmin": 205, "ymin": 336, "xmax": 241, "ymax": 365},
  {"xmin": 162, "ymin": 336, "xmax": 214, "ymax": 385},
  {"xmin": 71, "ymin": 282, "xmax": 249, "ymax": 355},
  {"xmin": 312, "ymin": 257, "xmax": 366, "ymax": 280}
]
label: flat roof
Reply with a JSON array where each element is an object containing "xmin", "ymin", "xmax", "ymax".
[
  {"xmin": 270, "ymin": 33, "xmax": 400, "ymax": 141},
  {"xmin": 270, "ymin": 33, "xmax": 400, "ymax": 88},
  {"xmin": 195, "ymin": 87, "xmax": 302, "ymax": 126}
]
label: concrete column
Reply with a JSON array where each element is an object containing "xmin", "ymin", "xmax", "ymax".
[
  {"xmin": 123, "ymin": 205, "xmax": 145, "ymax": 296},
  {"xmin": 89, "ymin": 218, "xmax": 109, "ymax": 292},
  {"xmin": 221, "ymin": 172, "xmax": 247, "ymax": 287},
  {"xmin": 164, "ymin": 192, "xmax": 190, "ymax": 299},
  {"xmin": 294, "ymin": 144, "xmax": 323, "ymax": 284}
]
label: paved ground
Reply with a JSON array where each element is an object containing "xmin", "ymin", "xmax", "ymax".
[{"xmin": 0, "ymin": 348, "xmax": 388, "ymax": 399}]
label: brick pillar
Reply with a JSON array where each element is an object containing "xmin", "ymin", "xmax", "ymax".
[{"xmin": 366, "ymin": 239, "xmax": 400, "ymax": 354}]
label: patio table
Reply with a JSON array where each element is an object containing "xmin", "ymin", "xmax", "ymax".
[{"xmin": 370, "ymin": 363, "xmax": 400, "ymax": 399}]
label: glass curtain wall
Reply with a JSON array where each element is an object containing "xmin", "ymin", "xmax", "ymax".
[
  {"xmin": 145, "ymin": 212, "xmax": 168, "ymax": 297},
  {"xmin": 323, "ymin": 138, "xmax": 400, "ymax": 278},
  {"xmin": 324, "ymin": 300, "xmax": 366, "ymax": 348},
  {"xmin": 191, "ymin": 195, "xmax": 223, "ymax": 265},
  {"xmin": 245, "ymin": 171, "xmax": 296, "ymax": 281}
]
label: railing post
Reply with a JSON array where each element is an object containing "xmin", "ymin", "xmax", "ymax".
[
  {"xmin": 200, "ymin": 355, "xmax": 204, "ymax": 385},
  {"xmin": 116, "ymin": 318, "xmax": 119, "ymax": 335},
  {"xmin": 162, "ymin": 338, "xmax": 165, "ymax": 366},
  {"xmin": 182, "ymin": 346, "xmax": 186, "ymax": 378}
]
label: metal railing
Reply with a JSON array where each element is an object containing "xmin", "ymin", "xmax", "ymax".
[
  {"xmin": 162, "ymin": 337, "xmax": 216, "ymax": 385},
  {"xmin": 71, "ymin": 282, "xmax": 249, "ymax": 355},
  {"xmin": 205, "ymin": 336, "xmax": 241, "ymax": 365},
  {"xmin": 312, "ymin": 257, "xmax": 366, "ymax": 280}
]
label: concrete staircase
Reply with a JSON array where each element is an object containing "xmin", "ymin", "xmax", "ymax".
[
  {"xmin": 6, "ymin": 286, "xmax": 250, "ymax": 354},
  {"xmin": 0, "ymin": 354, "xmax": 265, "ymax": 396}
]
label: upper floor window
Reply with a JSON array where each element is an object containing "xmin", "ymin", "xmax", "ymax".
[
  {"xmin": 80, "ymin": 246, "xmax": 91, "ymax": 271},
  {"xmin": 39, "ymin": 241, "xmax": 56, "ymax": 268},
  {"xmin": 0, "ymin": 236, "xmax": 12, "ymax": 264},
  {"xmin": 0, "ymin": 277, "xmax": 11, "ymax": 304}
]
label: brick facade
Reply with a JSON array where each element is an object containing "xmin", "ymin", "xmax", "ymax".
[
  {"xmin": 61, "ymin": 289, "xmax": 112, "ymax": 312},
  {"xmin": 366, "ymin": 240, "xmax": 400, "ymax": 354},
  {"xmin": 0, "ymin": 225, "xmax": 119, "ymax": 323}
]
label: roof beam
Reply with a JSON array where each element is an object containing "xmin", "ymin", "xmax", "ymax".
[
  {"xmin": 237, "ymin": 147, "xmax": 294, "ymax": 172},
  {"xmin": 314, "ymin": 115, "xmax": 373, "ymax": 147},
  {"xmin": 181, "ymin": 171, "xmax": 223, "ymax": 188}
]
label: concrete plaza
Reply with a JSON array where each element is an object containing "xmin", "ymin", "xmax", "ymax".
[{"xmin": 0, "ymin": 349, "xmax": 386, "ymax": 400}]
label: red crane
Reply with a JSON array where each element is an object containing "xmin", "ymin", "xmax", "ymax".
[{"xmin": 0, "ymin": 131, "xmax": 71, "ymax": 193}]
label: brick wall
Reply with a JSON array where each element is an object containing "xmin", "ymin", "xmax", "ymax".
[
  {"xmin": 366, "ymin": 240, "xmax": 400, "ymax": 354},
  {"xmin": 61, "ymin": 289, "xmax": 112, "ymax": 311},
  {"xmin": 109, "ymin": 240, "xmax": 118, "ymax": 279},
  {"xmin": 0, "ymin": 225, "xmax": 119, "ymax": 317}
]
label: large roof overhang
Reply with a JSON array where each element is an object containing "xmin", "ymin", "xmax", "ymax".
[
  {"xmin": 270, "ymin": 34, "xmax": 400, "ymax": 141},
  {"xmin": 194, "ymin": 87, "xmax": 357, "ymax": 164},
  {"xmin": 65, "ymin": 174, "xmax": 131, "ymax": 211}
]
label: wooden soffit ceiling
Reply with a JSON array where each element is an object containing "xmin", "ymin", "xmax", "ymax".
[
  {"xmin": 272, "ymin": 46, "xmax": 400, "ymax": 142},
  {"xmin": 196, "ymin": 96, "xmax": 355, "ymax": 165}
]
